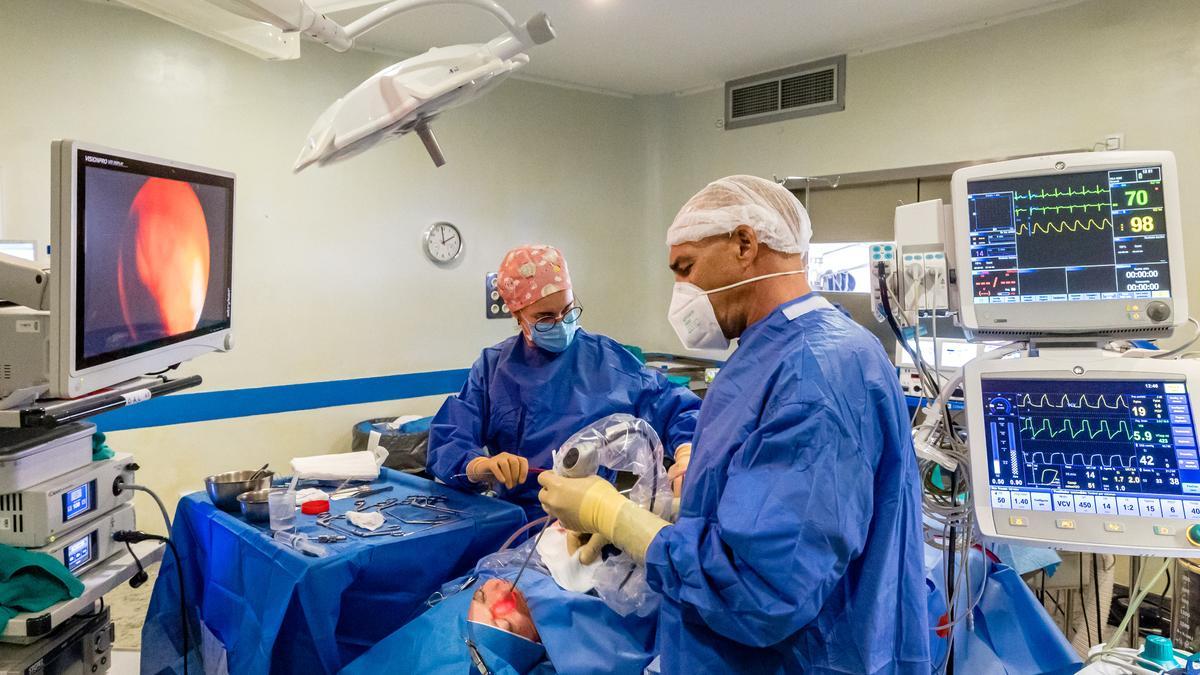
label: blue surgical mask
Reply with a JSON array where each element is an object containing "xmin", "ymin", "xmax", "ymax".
[{"xmin": 530, "ymin": 319, "xmax": 579, "ymax": 353}]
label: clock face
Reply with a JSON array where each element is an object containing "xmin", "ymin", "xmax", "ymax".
[{"xmin": 424, "ymin": 222, "xmax": 463, "ymax": 265}]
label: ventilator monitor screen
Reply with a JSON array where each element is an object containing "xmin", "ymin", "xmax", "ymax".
[
  {"xmin": 76, "ymin": 150, "xmax": 233, "ymax": 370},
  {"xmin": 983, "ymin": 377, "xmax": 1200, "ymax": 519},
  {"xmin": 967, "ymin": 166, "xmax": 1169, "ymax": 305}
]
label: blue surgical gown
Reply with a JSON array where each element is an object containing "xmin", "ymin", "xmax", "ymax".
[
  {"xmin": 645, "ymin": 294, "xmax": 930, "ymax": 674},
  {"xmin": 428, "ymin": 329, "xmax": 701, "ymax": 519}
]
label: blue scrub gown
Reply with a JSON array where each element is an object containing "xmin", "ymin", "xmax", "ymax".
[
  {"xmin": 428, "ymin": 329, "xmax": 701, "ymax": 519},
  {"xmin": 645, "ymin": 294, "xmax": 930, "ymax": 674}
]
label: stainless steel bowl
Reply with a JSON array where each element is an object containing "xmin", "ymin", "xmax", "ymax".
[
  {"xmin": 237, "ymin": 489, "xmax": 272, "ymax": 523},
  {"xmin": 204, "ymin": 470, "xmax": 274, "ymax": 512}
]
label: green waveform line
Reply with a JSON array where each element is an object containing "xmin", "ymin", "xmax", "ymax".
[
  {"xmin": 1021, "ymin": 417, "xmax": 1139, "ymax": 441},
  {"xmin": 1013, "ymin": 186, "xmax": 1108, "ymax": 200},
  {"xmin": 1019, "ymin": 393, "xmax": 1127, "ymax": 410},
  {"xmin": 1017, "ymin": 218, "xmax": 1113, "ymax": 236}
]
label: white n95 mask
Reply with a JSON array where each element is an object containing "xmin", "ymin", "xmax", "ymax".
[{"xmin": 668, "ymin": 270, "xmax": 807, "ymax": 351}]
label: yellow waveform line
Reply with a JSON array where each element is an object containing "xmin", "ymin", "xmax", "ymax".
[
  {"xmin": 1019, "ymin": 393, "xmax": 1127, "ymax": 410},
  {"xmin": 1020, "ymin": 417, "xmax": 1138, "ymax": 441},
  {"xmin": 1017, "ymin": 218, "xmax": 1113, "ymax": 236}
]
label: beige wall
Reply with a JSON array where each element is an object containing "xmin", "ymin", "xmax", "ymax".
[
  {"xmin": 635, "ymin": 0, "xmax": 1200, "ymax": 351},
  {"xmin": 0, "ymin": 0, "xmax": 650, "ymax": 531}
]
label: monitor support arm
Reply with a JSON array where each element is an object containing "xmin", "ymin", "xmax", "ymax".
[
  {"xmin": 207, "ymin": 0, "xmax": 552, "ymax": 53},
  {"xmin": 0, "ymin": 252, "xmax": 50, "ymax": 311}
]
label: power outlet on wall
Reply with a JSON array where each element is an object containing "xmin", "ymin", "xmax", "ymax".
[{"xmin": 1105, "ymin": 133, "xmax": 1124, "ymax": 151}]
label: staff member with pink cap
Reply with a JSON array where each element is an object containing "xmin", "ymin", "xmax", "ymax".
[{"xmin": 427, "ymin": 244, "xmax": 700, "ymax": 532}]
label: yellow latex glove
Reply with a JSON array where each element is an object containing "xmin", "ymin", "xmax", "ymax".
[
  {"xmin": 668, "ymin": 444, "xmax": 692, "ymax": 498},
  {"xmin": 565, "ymin": 531, "xmax": 609, "ymax": 565},
  {"xmin": 466, "ymin": 452, "xmax": 529, "ymax": 489},
  {"xmin": 538, "ymin": 473, "xmax": 668, "ymax": 564}
]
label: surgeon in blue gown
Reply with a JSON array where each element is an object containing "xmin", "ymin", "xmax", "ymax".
[
  {"xmin": 428, "ymin": 244, "xmax": 700, "ymax": 522},
  {"xmin": 539, "ymin": 177, "xmax": 930, "ymax": 674}
]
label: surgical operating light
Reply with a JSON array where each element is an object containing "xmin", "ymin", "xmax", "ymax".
[{"xmin": 119, "ymin": 0, "xmax": 556, "ymax": 168}]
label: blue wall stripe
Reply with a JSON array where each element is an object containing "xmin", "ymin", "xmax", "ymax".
[{"xmin": 92, "ymin": 369, "xmax": 470, "ymax": 432}]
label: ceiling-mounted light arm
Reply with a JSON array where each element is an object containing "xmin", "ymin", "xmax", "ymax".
[
  {"xmin": 205, "ymin": 0, "xmax": 352, "ymax": 50},
  {"xmin": 284, "ymin": 0, "xmax": 554, "ymax": 171},
  {"xmin": 344, "ymin": 0, "xmax": 554, "ymax": 61},
  {"xmin": 344, "ymin": 0, "xmax": 519, "ymax": 40},
  {"xmin": 207, "ymin": 0, "xmax": 551, "ymax": 55}
]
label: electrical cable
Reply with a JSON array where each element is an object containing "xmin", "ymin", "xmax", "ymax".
[
  {"xmin": 163, "ymin": 536, "xmax": 189, "ymax": 675},
  {"xmin": 877, "ymin": 264, "xmax": 940, "ymax": 397},
  {"xmin": 1081, "ymin": 552, "xmax": 1093, "ymax": 646},
  {"xmin": 120, "ymin": 483, "xmax": 172, "ymax": 534},
  {"xmin": 123, "ymin": 541, "xmax": 150, "ymax": 589},
  {"xmin": 1089, "ymin": 558, "xmax": 1172, "ymax": 667},
  {"xmin": 1158, "ymin": 567, "xmax": 1171, "ymax": 627},
  {"xmin": 1093, "ymin": 553, "xmax": 1103, "ymax": 645},
  {"xmin": 1121, "ymin": 318, "xmax": 1200, "ymax": 359},
  {"xmin": 497, "ymin": 516, "xmax": 552, "ymax": 552},
  {"xmin": 1043, "ymin": 589, "xmax": 1067, "ymax": 618},
  {"xmin": 116, "ymin": 531, "xmax": 188, "ymax": 675}
]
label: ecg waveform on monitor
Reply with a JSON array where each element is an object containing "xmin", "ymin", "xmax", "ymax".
[
  {"xmin": 1015, "ymin": 218, "xmax": 1113, "ymax": 236},
  {"xmin": 1018, "ymin": 393, "xmax": 1127, "ymax": 410},
  {"xmin": 1020, "ymin": 418, "xmax": 1140, "ymax": 441},
  {"xmin": 1013, "ymin": 185, "xmax": 1108, "ymax": 200}
]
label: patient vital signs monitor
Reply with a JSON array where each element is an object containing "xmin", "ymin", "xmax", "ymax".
[
  {"xmin": 952, "ymin": 151, "xmax": 1186, "ymax": 337},
  {"xmin": 966, "ymin": 354, "xmax": 1200, "ymax": 556}
]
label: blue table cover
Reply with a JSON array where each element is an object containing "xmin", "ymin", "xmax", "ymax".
[{"xmin": 140, "ymin": 469, "xmax": 525, "ymax": 675}]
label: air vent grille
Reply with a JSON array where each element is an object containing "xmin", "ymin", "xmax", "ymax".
[
  {"xmin": 730, "ymin": 81, "xmax": 780, "ymax": 119},
  {"xmin": 781, "ymin": 69, "xmax": 835, "ymax": 109},
  {"xmin": 0, "ymin": 364, "xmax": 11, "ymax": 380},
  {"xmin": 0, "ymin": 493, "xmax": 20, "ymax": 512},
  {"xmin": 725, "ymin": 55, "xmax": 845, "ymax": 130}
]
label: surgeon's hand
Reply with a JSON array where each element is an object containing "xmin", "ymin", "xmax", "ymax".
[
  {"xmin": 668, "ymin": 444, "xmax": 692, "ymax": 498},
  {"xmin": 539, "ymin": 473, "xmax": 670, "ymax": 565},
  {"xmin": 566, "ymin": 530, "xmax": 609, "ymax": 565},
  {"xmin": 537, "ymin": 473, "xmax": 619, "ymax": 534},
  {"xmin": 466, "ymin": 453, "xmax": 529, "ymax": 489}
]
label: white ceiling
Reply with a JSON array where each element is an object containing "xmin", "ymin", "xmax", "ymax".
[{"xmin": 313, "ymin": 0, "xmax": 1089, "ymax": 96}]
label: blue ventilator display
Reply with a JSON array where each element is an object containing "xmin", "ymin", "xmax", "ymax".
[
  {"xmin": 62, "ymin": 480, "xmax": 94, "ymax": 522},
  {"xmin": 64, "ymin": 532, "xmax": 95, "ymax": 573},
  {"xmin": 967, "ymin": 166, "xmax": 1169, "ymax": 304},
  {"xmin": 983, "ymin": 378, "xmax": 1200, "ymax": 520}
]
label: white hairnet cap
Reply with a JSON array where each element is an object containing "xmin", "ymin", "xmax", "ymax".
[{"xmin": 667, "ymin": 175, "xmax": 812, "ymax": 255}]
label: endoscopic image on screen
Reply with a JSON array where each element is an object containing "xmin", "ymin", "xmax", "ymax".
[{"xmin": 81, "ymin": 167, "xmax": 231, "ymax": 362}]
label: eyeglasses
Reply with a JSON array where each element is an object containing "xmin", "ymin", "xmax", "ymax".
[{"xmin": 532, "ymin": 305, "xmax": 583, "ymax": 332}]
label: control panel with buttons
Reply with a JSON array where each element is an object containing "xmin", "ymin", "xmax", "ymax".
[{"xmin": 485, "ymin": 272, "xmax": 512, "ymax": 320}]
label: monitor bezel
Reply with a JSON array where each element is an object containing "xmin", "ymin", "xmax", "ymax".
[
  {"xmin": 952, "ymin": 151, "xmax": 1186, "ymax": 337},
  {"xmin": 50, "ymin": 140, "xmax": 235, "ymax": 399},
  {"xmin": 965, "ymin": 353, "xmax": 1200, "ymax": 556}
]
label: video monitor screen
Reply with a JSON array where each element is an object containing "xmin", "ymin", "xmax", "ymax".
[
  {"xmin": 966, "ymin": 166, "xmax": 1168, "ymax": 305},
  {"xmin": 76, "ymin": 150, "xmax": 232, "ymax": 370},
  {"xmin": 982, "ymin": 377, "xmax": 1200, "ymax": 520}
]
